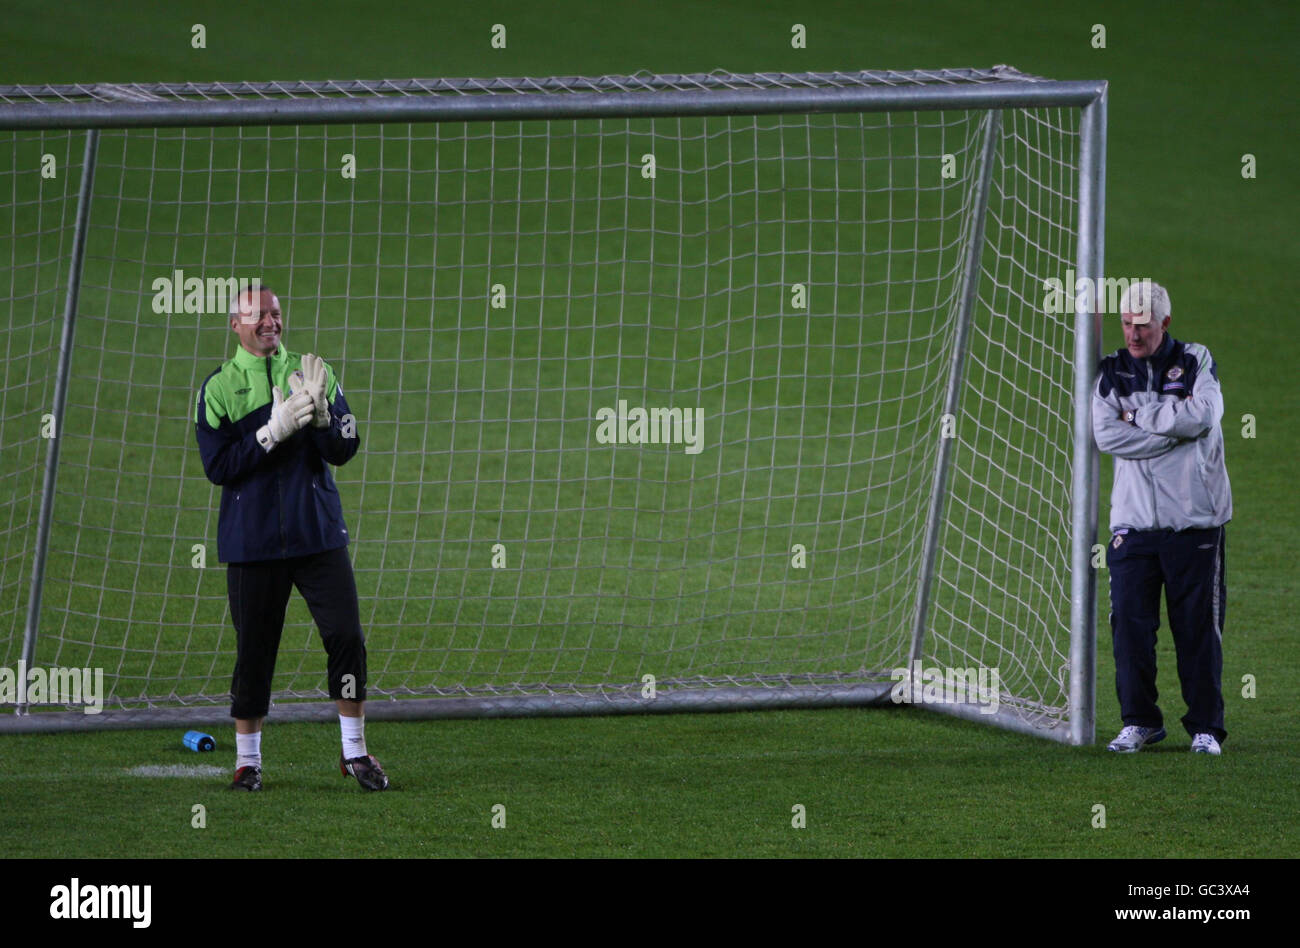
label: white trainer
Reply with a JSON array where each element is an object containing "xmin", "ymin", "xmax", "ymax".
[
  {"xmin": 1190, "ymin": 733, "xmax": 1222, "ymax": 756},
  {"xmin": 1107, "ymin": 725, "xmax": 1167, "ymax": 752}
]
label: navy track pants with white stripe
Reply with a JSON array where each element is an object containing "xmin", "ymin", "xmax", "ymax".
[{"xmin": 1106, "ymin": 525, "xmax": 1227, "ymax": 743}]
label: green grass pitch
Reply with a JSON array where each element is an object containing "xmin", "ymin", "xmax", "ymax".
[{"xmin": 0, "ymin": 0, "xmax": 1297, "ymax": 859}]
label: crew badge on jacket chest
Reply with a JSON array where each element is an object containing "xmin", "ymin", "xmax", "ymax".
[{"xmin": 1161, "ymin": 364, "xmax": 1188, "ymax": 398}]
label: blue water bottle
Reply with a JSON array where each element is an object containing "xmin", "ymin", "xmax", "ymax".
[{"xmin": 183, "ymin": 730, "xmax": 216, "ymax": 752}]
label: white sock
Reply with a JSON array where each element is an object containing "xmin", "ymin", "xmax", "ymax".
[
  {"xmin": 236, "ymin": 731, "xmax": 262, "ymax": 770},
  {"xmin": 340, "ymin": 714, "xmax": 367, "ymax": 760}
]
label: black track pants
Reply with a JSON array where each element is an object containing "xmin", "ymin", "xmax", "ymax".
[{"xmin": 227, "ymin": 546, "xmax": 367, "ymax": 719}]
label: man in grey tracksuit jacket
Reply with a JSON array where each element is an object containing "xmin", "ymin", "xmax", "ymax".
[{"xmin": 1091, "ymin": 281, "xmax": 1231, "ymax": 754}]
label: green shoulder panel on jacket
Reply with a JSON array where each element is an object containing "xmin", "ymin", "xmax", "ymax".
[{"xmin": 198, "ymin": 347, "xmax": 341, "ymax": 428}]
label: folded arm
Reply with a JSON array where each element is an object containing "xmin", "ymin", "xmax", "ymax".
[
  {"xmin": 1092, "ymin": 384, "xmax": 1181, "ymax": 460},
  {"xmin": 1134, "ymin": 352, "xmax": 1224, "ymax": 441}
]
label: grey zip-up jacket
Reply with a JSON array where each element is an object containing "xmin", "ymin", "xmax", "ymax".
[{"xmin": 1092, "ymin": 333, "xmax": 1232, "ymax": 533}]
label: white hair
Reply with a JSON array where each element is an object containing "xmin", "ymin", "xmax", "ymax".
[{"xmin": 1118, "ymin": 280, "xmax": 1171, "ymax": 320}]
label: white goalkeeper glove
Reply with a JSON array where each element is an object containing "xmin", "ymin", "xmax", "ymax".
[
  {"xmin": 290, "ymin": 353, "xmax": 330, "ymax": 428},
  {"xmin": 256, "ymin": 385, "xmax": 315, "ymax": 451}
]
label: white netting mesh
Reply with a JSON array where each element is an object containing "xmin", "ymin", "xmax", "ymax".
[{"xmin": 0, "ymin": 70, "xmax": 1085, "ymax": 736}]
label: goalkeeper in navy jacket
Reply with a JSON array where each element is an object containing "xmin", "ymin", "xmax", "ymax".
[
  {"xmin": 195, "ymin": 284, "xmax": 388, "ymax": 791},
  {"xmin": 1092, "ymin": 280, "xmax": 1232, "ymax": 756}
]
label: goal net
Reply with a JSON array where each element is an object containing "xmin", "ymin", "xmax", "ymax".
[{"xmin": 0, "ymin": 68, "xmax": 1105, "ymax": 742}]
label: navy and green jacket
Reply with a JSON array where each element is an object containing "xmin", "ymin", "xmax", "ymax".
[{"xmin": 195, "ymin": 345, "xmax": 359, "ymax": 563}]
